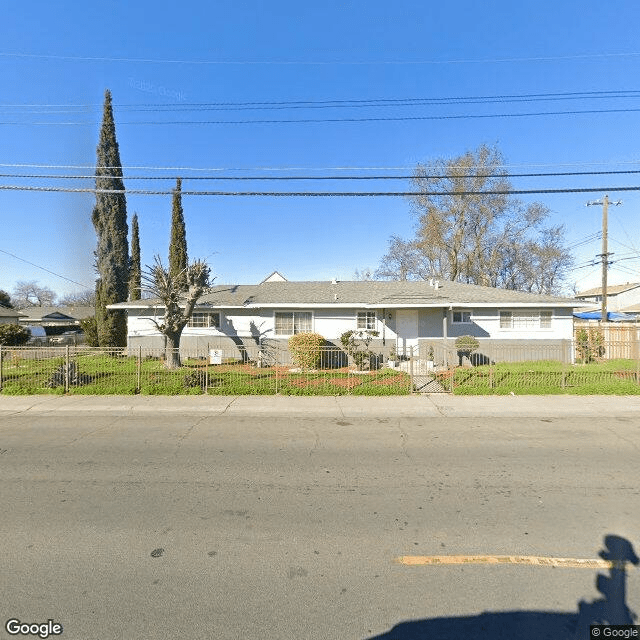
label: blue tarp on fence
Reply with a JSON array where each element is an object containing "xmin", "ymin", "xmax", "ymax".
[{"xmin": 573, "ymin": 311, "xmax": 637, "ymax": 322}]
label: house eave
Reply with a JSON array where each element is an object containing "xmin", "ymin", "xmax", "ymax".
[{"xmin": 110, "ymin": 301, "xmax": 586, "ymax": 311}]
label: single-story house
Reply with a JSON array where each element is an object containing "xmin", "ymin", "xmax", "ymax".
[
  {"xmin": 108, "ymin": 277, "xmax": 586, "ymax": 363},
  {"xmin": 17, "ymin": 306, "xmax": 94, "ymax": 337},
  {"xmin": 0, "ymin": 306, "xmax": 26, "ymax": 325}
]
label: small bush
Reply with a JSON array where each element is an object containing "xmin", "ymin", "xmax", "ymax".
[
  {"xmin": 454, "ymin": 335, "xmax": 480, "ymax": 355},
  {"xmin": 340, "ymin": 329, "xmax": 379, "ymax": 371},
  {"xmin": 288, "ymin": 332, "xmax": 325, "ymax": 371},
  {"xmin": 183, "ymin": 369, "xmax": 207, "ymax": 390},
  {"xmin": 0, "ymin": 324, "xmax": 31, "ymax": 346},
  {"xmin": 575, "ymin": 327, "xmax": 605, "ymax": 363}
]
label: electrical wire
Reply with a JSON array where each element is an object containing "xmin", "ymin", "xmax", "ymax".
[
  {"xmin": 1, "ymin": 161, "xmax": 639, "ymax": 172},
  {"xmin": 3, "ymin": 169, "xmax": 640, "ymax": 181},
  {"xmin": 5, "ymin": 106, "xmax": 640, "ymax": 125},
  {"xmin": 3, "ymin": 184, "xmax": 640, "ymax": 196},
  {"xmin": 3, "ymin": 90, "xmax": 640, "ymax": 112},
  {"xmin": 566, "ymin": 233, "xmax": 602, "ymax": 250},
  {"xmin": 0, "ymin": 248, "xmax": 93, "ymax": 288},
  {"xmin": 2, "ymin": 50, "xmax": 640, "ymax": 65}
]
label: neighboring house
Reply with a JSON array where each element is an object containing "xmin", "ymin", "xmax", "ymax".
[
  {"xmin": 575, "ymin": 282, "xmax": 640, "ymax": 317},
  {"xmin": 108, "ymin": 277, "xmax": 585, "ymax": 361},
  {"xmin": 0, "ymin": 306, "xmax": 26, "ymax": 325},
  {"xmin": 17, "ymin": 306, "xmax": 94, "ymax": 337}
]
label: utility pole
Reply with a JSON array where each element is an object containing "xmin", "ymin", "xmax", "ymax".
[{"xmin": 586, "ymin": 195, "xmax": 622, "ymax": 323}]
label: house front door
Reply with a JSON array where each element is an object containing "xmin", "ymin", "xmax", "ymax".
[{"xmin": 395, "ymin": 309, "xmax": 419, "ymax": 356}]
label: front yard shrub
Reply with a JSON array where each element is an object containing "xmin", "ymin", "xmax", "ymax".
[
  {"xmin": 575, "ymin": 327, "xmax": 605, "ymax": 363},
  {"xmin": 0, "ymin": 324, "xmax": 31, "ymax": 346},
  {"xmin": 340, "ymin": 329, "xmax": 380, "ymax": 371},
  {"xmin": 455, "ymin": 335, "xmax": 480, "ymax": 364},
  {"xmin": 288, "ymin": 332, "xmax": 325, "ymax": 371}
]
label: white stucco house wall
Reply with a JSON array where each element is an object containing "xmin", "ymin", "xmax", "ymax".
[{"xmin": 109, "ymin": 278, "xmax": 585, "ymax": 363}]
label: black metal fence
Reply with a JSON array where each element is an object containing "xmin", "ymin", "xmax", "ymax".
[{"xmin": 1, "ymin": 338, "xmax": 639, "ymax": 395}]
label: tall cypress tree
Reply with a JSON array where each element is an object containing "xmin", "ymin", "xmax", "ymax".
[
  {"xmin": 129, "ymin": 213, "xmax": 141, "ymax": 301},
  {"xmin": 168, "ymin": 178, "xmax": 188, "ymax": 290},
  {"xmin": 92, "ymin": 89, "xmax": 129, "ymax": 346}
]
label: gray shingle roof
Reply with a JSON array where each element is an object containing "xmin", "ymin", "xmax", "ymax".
[
  {"xmin": 0, "ymin": 307, "xmax": 25, "ymax": 318},
  {"xmin": 576, "ymin": 282, "xmax": 640, "ymax": 297},
  {"xmin": 109, "ymin": 279, "xmax": 582, "ymax": 309},
  {"xmin": 17, "ymin": 305, "xmax": 95, "ymax": 321}
]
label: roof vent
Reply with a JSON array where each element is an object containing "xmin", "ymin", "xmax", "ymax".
[
  {"xmin": 434, "ymin": 280, "xmax": 440, "ymax": 290},
  {"xmin": 331, "ymin": 278, "xmax": 338, "ymax": 285},
  {"xmin": 429, "ymin": 278, "xmax": 434, "ymax": 287}
]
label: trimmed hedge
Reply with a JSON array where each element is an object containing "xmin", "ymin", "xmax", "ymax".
[{"xmin": 288, "ymin": 332, "xmax": 325, "ymax": 371}]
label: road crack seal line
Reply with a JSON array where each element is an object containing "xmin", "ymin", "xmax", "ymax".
[
  {"xmin": 396, "ymin": 420, "xmax": 412, "ymax": 461},
  {"xmin": 301, "ymin": 423, "xmax": 321, "ymax": 457},
  {"xmin": 603, "ymin": 424, "xmax": 640, "ymax": 454},
  {"xmin": 65, "ymin": 416, "xmax": 122, "ymax": 446},
  {"xmin": 174, "ymin": 415, "xmax": 208, "ymax": 456},
  {"xmin": 220, "ymin": 396, "xmax": 238, "ymax": 415},
  {"xmin": 0, "ymin": 397, "xmax": 62, "ymax": 421},
  {"xmin": 334, "ymin": 396, "xmax": 347, "ymax": 420},
  {"xmin": 425, "ymin": 395, "xmax": 447, "ymax": 417}
]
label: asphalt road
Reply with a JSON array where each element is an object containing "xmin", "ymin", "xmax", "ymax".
[{"xmin": 0, "ymin": 401, "xmax": 639, "ymax": 639}]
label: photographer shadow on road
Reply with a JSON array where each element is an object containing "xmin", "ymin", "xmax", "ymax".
[{"xmin": 367, "ymin": 534, "xmax": 638, "ymax": 640}]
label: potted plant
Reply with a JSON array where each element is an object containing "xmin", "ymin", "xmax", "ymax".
[
  {"xmin": 388, "ymin": 345, "xmax": 398, "ymax": 368},
  {"xmin": 426, "ymin": 344, "xmax": 435, "ymax": 370}
]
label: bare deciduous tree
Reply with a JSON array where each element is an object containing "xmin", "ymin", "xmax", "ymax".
[
  {"xmin": 141, "ymin": 256, "xmax": 212, "ymax": 369},
  {"xmin": 58, "ymin": 290, "xmax": 97, "ymax": 306},
  {"xmin": 12, "ymin": 281, "xmax": 57, "ymax": 308},
  {"xmin": 374, "ymin": 236, "xmax": 430, "ymax": 281},
  {"xmin": 352, "ymin": 267, "xmax": 374, "ymax": 281},
  {"xmin": 374, "ymin": 144, "xmax": 572, "ymax": 293}
]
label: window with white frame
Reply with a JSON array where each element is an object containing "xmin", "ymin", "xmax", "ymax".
[
  {"xmin": 500, "ymin": 310, "xmax": 552, "ymax": 329},
  {"xmin": 274, "ymin": 311, "xmax": 312, "ymax": 335},
  {"xmin": 357, "ymin": 310, "xmax": 376, "ymax": 330},
  {"xmin": 188, "ymin": 312, "xmax": 220, "ymax": 328},
  {"xmin": 452, "ymin": 310, "xmax": 472, "ymax": 324}
]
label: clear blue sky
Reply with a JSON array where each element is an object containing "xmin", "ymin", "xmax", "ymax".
[{"xmin": 2, "ymin": 0, "xmax": 640, "ymax": 299}]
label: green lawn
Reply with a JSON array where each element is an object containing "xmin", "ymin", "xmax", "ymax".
[
  {"xmin": 447, "ymin": 359, "xmax": 640, "ymax": 395},
  {"xmin": 2, "ymin": 353, "xmax": 639, "ymax": 396},
  {"xmin": 0, "ymin": 354, "xmax": 411, "ymax": 396}
]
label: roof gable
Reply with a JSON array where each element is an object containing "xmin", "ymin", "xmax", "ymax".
[{"xmin": 260, "ymin": 271, "xmax": 288, "ymax": 283}]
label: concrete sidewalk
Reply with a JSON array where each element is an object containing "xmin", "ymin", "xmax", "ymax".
[{"xmin": 1, "ymin": 394, "xmax": 640, "ymax": 418}]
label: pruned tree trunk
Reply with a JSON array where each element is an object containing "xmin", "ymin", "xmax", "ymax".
[{"xmin": 165, "ymin": 331, "xmax": 182, "ymax": 369}]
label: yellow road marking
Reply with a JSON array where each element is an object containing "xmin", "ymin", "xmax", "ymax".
[{"xmin": 395, "ymin": 555, "xmax": 631, "ymax": 569}]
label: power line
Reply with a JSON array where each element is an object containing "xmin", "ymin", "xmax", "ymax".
[
  {"xmin": 2, "ymin": 50, "xmax": 640, "ymax": 65},
  {"xmin": 4, "ymin": 106, "xmax": 640, "ymax": 126},
  {"xmin": 0, "ymin": 248, "xmax": 93, "ymax": 288},
  {"xmin": 567, "ymin": 232, "xmax": 602, "ymax": 250},
  {"xmin": 3, "ymin": 184, "xmax": 640, "ymax": 196},
  {"xmin": 3, "ymin": 169, "xmax": 640, "ymax": 181},
  {"xmin": 1, "ymin": 161, "xmax": 639, "ymax": 172},
  {"xmin": 3, "ymin": 90, "xmax": 640, "ymax": 112}
]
